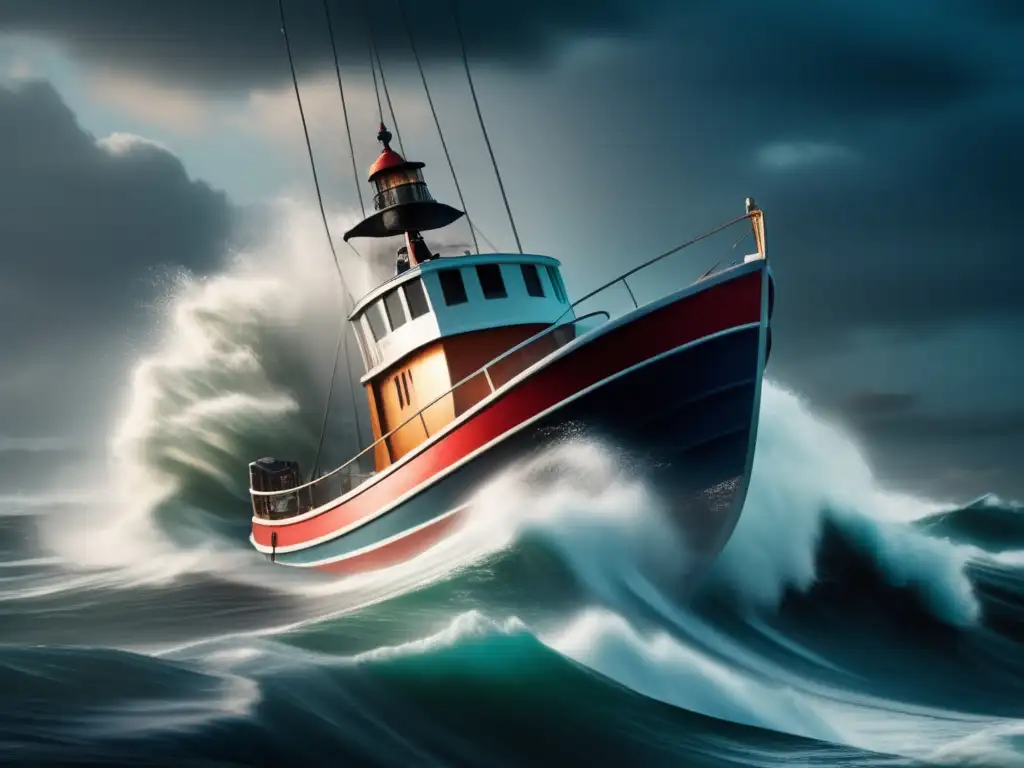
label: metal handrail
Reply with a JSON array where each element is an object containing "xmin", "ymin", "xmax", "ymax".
[
  {"xmin": 250, "ymin": 310, "xmax": 609, "ymax": 498},
  {"xmin": 569, "ymin": 212, "xmax": 754, "ymax": 313},
  {"xmin": 251, "ymin": 208, "xmax": 761, "ymax": 503}
]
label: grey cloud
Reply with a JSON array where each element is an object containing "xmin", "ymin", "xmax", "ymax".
[
  {"xmin": 0, "ymin": 80, "xmax": 232, "ymax": 435},
  {"xmin": 972, "ymin": 0, "xmax": 1024, "ymax": 24},
  {"xmin": 858, "ymin": 411, "xmax": 1024, "ymax": 443},
  {"xmin": 0, "ymin": 0, "xmax": 1005, "ymax": 123},
  {"xmin": 522, "ymin": 25, "xmax": 1021, "ymax": 356},
  {"xmin": 759, "ymin": 105, "xmax": 1024, "ymax": 358},
  {"xmin": 840, "ymin": 406, "xmax": 1024, "ymax": 500},
  {"xmin": 843, "ymin": 392, "xmax": 920, "ymax": 419},
  {"xmin": 1, "ymin": 2, "xmax": 1021, "ymax": 502},
  {"xmin": 0, "ymin": 0, "xmax": 680, "ymax": 90}
]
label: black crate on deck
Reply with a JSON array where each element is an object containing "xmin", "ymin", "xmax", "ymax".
[{"xmin": 249, "ymin": 457, "xmax": 303, "ymax": 520}]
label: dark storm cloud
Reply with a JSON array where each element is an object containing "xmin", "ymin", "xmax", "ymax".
[
  {"xmin": 855, "ymin": 411, "xmax": 1024, "ymax": 443},
  {"xmin": 0, "ymin": 0, "xmax": 682, "ymax": 90},
  {"xmin": 972, "ymin": 0, "xmax": 1024, "ymax": 24},
  {"xmin": 4, "ymin": 1, "xmax": 1006, "ymax": 348},
  {"xmin": 2, "ymin": 2, "xmax": 1020, "ymax": 498},
  {"xmin": 843, "ymin": 392, "xmax": 919, "ymax": 419},
  {"xmin": 840, "ymin": 393, "xmax": 1024, "ymax": 452},
  {"xmin": 0, "ymin": 0, "xmax": 1004, "ymax": 119},
  {"xmin": 0, "ymin": 80, "xmax": 232, "ymax": 432},
  {"xmin": 756, "ymin": 105, "xmax": 1024, "ymax": 355}
]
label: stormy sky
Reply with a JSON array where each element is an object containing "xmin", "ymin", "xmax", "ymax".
[{"xmin": 0, "ymin": 0, "xmax": 1021, "ymax": 500}]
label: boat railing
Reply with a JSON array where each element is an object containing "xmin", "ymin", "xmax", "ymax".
[
  {"xmin": 565, "ymin": 211, "xmax": 758, "ymax": 317},
  {"xmin": 252, "ymin": 465, "xmax": 376, "ymax": 522},
  {"xmin": 250, "ymin": 310, "xmax": 611, "ymax": 516},
  {"xmin": 250, "ymin": 205, "xmax": 765, "ymax": 519}
]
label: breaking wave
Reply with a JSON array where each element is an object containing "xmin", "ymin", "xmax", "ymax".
[{"xmin": 3, "ymin": 199, "xmax": 1023, "ymax": 767}]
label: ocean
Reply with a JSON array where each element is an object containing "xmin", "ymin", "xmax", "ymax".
[{"xmin": 2, "ymin": 202, "xmax": 1022, "ymax": 767}]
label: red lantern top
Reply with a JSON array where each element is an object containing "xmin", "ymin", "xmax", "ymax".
[{"xmin": 366, "ymin": 122, "xmax": 424, "ymax": 182}]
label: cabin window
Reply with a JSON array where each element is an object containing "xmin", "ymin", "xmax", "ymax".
[
  {"xmin": 477, "ymin": 264, "xmax": 507, "ymax": 299},
  {"xmin": 439, "ymin": 268, "xmax": 468, "ymax": 305},
  {"xmin": 403, "ymin": 278, "xmax": 430, "ymax": 319},
  {"xmin": 395, "ymin": 376, "xmax": 404, "ymax": 408},
  {"xmin": 546, "ymin": 266, "xmax": 566, "ymax": 303},
  {"xmin": 402, "ymin": 371, "xmax": 411, "ymax": 405},
  {"xmin": 382, "ymin": 288, "xmax": 408, "ymax": 331},
  {"xmin": 358, "ymin": 317, "xmax": 382, "ymax": 365},
  {"xmin": 358, "ymin": 318, "xmax": 379, "ymax": 362},
  {"xmin": 365, "ymin": 303, "xmax": 389, "ymax": 341},
  {"xmin": 521, "ymin": 264, "xmax": 544, "ymax": 298}
]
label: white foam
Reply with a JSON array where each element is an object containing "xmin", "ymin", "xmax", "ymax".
[
  {"xmin": 21, "ymin": 196, "xmax": 1021, "ymax": 763},
  {"xmin": 351, "ymin": 610, "xmax": 527, "ymax": 664},
  {"xmin": 544, "ymin": 607, "xmax": 840, "ymax": 742},
  {"xmin": 924, "ymin": 720, "xmax": 1024, "ymax": 767},
  {"xmin": 709, "ymin": 383, "xmax": 980, "ymax": 626},
  {"xmin": 37, "ymin": 199, "xmax": 377, "ymax": 588},
  {"xmin": 459, "ymin": 438, "xmax": 691, "ymax": 600}
]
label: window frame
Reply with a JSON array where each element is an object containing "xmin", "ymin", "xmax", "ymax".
[
  {"xmin": 476, "ymin": 263, "xmax": 508, "ymax": 300},
  {"xmin": 364, "ymin": 302, "xmax": 389, "ymax": 341},
  {"xmin": 382, "ymin": 288, "xmax": 408, "ymax": 331},
  {"xmin": 546, "ymin": 266, "xmax": 566, "ymax": 303},
  {"xmin": 438, "ymin": 268, "xmax": 469, "ymax": 306},
  {"xmin": 520, "ymin": 263, "xmax": 545, "ymax": 298},
  {"xmin": 403, "ymin": 277, "xmax": 430, "ymax": 319}
]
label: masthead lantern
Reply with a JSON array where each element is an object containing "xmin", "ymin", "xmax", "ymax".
[{"xmin": 343, "ymin": 123, "xmax": 465, "ymax": 255}]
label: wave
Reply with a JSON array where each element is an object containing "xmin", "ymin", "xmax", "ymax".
[
  {"xmin": 11, "ymin": 198, "xmax": 1024, "ymax": 767},
  {"xmin": 36, "ymin": 201, "xmax": 377, "ymax": 582},
  {"xmin": 915, "ymin": 496, "xmax": 1024, "ymax": 554},
  {"xmin": 706, "ymin": 384, "xmax": 980, "ymax": 628},
  {"xmin": 28, "ymin": 198, "xmax": 999, "ymax": 636}
]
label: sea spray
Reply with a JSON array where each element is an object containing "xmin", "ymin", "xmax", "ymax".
[
  {"xmin": 6, "ymin": 198, "xmax": 1023, "ymax": 767},
  {"xmin": 707, "ymin": 383, "xmax": 980, "ymax": 627}
]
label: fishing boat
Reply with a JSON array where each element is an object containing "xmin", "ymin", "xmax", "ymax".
[{"xmin": 247, "ymin": 1, "xmax": 775, "ymax": 575}]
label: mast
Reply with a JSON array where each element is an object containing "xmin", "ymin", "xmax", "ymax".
[{"xmin": 344, "ymin": 123, "xmax": 465, "ymax": 273}]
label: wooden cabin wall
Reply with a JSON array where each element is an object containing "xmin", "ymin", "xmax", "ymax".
[
  {"xmin": 444, "ymin": 324, "xmax": 552, "ymax": 416},
  {"xmin": 373, "ymin": 342, "xmax": 455, "ymax": 466},
  {"xmin": 366, "ymin": 323, "xmax": 574, "ymax": 471},
  {"xmin": 363, "ymin": 384, "xmax": 390, "ymax": 472},
  {"xmin": 486, "ymin": 325, "xmax": 575, "ymax": 390}
]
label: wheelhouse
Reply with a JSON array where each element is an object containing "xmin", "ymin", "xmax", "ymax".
[{"xmin": 349, "ymin": 252, "xmax": 575, "ymax": 468}]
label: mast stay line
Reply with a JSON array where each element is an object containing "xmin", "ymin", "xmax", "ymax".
[
  {"xmin": 397, "ymin": 0, "xmax": 479, "ymax": 254},
  {"xmin": 322, "ymin": 0, "xmax": 365, "ymax": 220},
  {"xmin": 277, "ymin": 0, "xmax": 364, "ymax": 480}
]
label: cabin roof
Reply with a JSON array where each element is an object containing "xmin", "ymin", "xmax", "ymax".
[
  {"xmin": 348, "ymin": 252, "xmax": 562, "ymax": 320},
  {"xmin": 367, "ymin": 149, "xmax": 425, "ymax": 182}
]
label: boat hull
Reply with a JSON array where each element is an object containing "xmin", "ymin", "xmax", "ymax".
[{"xmin": 251, "ymin": 260, "xmax": 770, "ymax": 576}]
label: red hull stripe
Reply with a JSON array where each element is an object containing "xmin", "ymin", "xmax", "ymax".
[
  {"xmin": 253, "ymin": 267, "xmax": 762, "ymax": 550},
  {"xmin": 314, "ymin": 508, "xmax": 466, "ymax": 574}
]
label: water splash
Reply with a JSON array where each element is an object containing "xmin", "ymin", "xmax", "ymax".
[
  {"xmin": 37, "ymin": 199, "xmax": 371, "ymax": 585},
  {"xmin": 710, "ymin": 383, "xmax": 980, "ymax": 627}
]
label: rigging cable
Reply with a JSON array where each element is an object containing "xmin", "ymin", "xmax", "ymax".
[
  {"xmin": 450, "ymin": 0, "xmax": 523, "ymax": 254},
  {"xmin": 471, "ymin": 222, "xmax": 499, "ymax": 253},
  {"xmin": 361, "ymin": 0, "xmax": 404, "ymax": 154},
  {"xmin": 396, "ymin": 0, "xmax": 478, "ymax": 254},
  {"xmin": 278, "ymin": 0, "xmax": 364, "ymax": 478},
  {"xmin": 366, "ymin": 22, "xmax": 384, "ymax": 124},
  {"xmin": 322, "ymin": 0, "xmax": 366, "ymax": 220}
]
